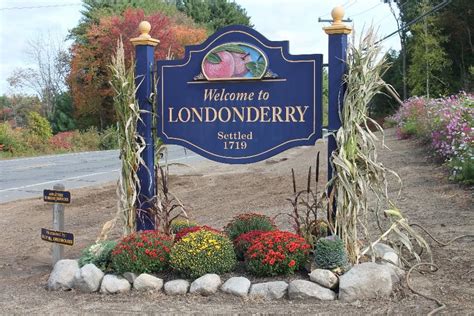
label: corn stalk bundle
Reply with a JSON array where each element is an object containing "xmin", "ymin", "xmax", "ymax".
[
  {"xmin": 328, "ymin": 28, "xmax": 431, "ymax": 266},
  {"xmin": 105, "ymin": 39, "xmax": 146, "ymax": 236}
]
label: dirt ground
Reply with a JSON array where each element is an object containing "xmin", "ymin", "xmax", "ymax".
[{"xmin": 0, "ymin": 128, "xmax": 472, "ymax": 315}]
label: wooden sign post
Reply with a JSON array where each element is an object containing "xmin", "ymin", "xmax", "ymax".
[{"xmin": 42, "ymin": 183, "xmax": 73, "ymax": 265}]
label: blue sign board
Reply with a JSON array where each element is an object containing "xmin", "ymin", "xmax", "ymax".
[
  {"xmin": 43, "ymin": 189, "xmax": 71, "ymax": 204},
  {"xmin": 157, "ymin": 25, "xmax": 323, "ymax": 164},
  {"xmin": 41, "ymin": 228, "xmax": 74, "ymax": 246}
]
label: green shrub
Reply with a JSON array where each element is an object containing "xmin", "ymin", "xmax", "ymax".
[
  {"xmin": 111, "ymin": 230, "xmax": 173, "ymax": 274},
  {"xmin": 0, "ymin": 123, "xmax": 27, "ymax": 154},
  {"xmin": 224, "ymin": 212, "xmax": 276, "ymax": 241},
  {"xmin": 170, "ymin": 218, "xmax": 198, "ymax": 234},
  {"xmin": 245, "ymin": 231, "xmax": 311, "ymax": 276},
  {"xmin": 448, "ymin": 147, "xmax": 474, "ymax": 185},
  {"xmin": 170, "ymin": 230, "xmax": 236, "ymax": 278},
  {"xmin": 314, "ymin": 235, "xmax": 349, "ymax": 271},
  {"xmin": 22, "ymin": 132, "xmax": 50, "ymax": 152},
  {"xmin": 78, "ymin": 240, "xmax": 117, "ymax": 271},
  {"xmin": 71, "ymin": 127, "xmax": 101, "ymax": 151},
  {"xmin": 99, "ymin": 125, "xmax": 119, "ymax": 150},
  {"xmin": 26, "ymin": 111, "xmax": 52, "ymax": 140}
]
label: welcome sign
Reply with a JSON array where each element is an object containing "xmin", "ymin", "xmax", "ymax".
[{"xmin": 157, "ymin": 25, "xmax": 323, "ymax": 164}]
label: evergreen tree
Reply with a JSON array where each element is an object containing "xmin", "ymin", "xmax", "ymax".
[
  {"xmin": 407, "ymin": 0, "xmax": 451, "ymax": 97},
  {"xmin": 50, "ymin": 92, "xmax": 76, "ymax": 133},
  {"xmin": 176, "ymin": 0, "xmax": 252, "ymax": 31}
]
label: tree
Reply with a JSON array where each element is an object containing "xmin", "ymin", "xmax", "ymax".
[
  {"xmin": 50, "ymin": 92, "xmax": 76, "ymax": 133},
  {"xmin": 25, "ymin": 111, "xmax": 53, "ymax": 141},
  {"xmin": 371, "ymin": 50, "xmax": 404, "ymax": 117},
  {"xmin": 69, "ymin": 8, "xmax": 207, "ymax": 129},
  {"xmin": 436, "ymin": 0, "xmax": 473, "ymax": 92},
  {"xmin": 69, "ymin": 0, "xmax": 191, "ymax": 45},
  {"xmin": 394, "ymin": 0, "xmax": 473, "ymax": 96},
  {"xmin": 407, "ymin": 0, "xmax": 451, "ymax": 97},
  {"xmin": 8, "ymin": 33, "xmax": 70, "ymax": 118},
  {"xmin": 176, "ymin": 0, "xmax": 252, "ymax": 31},
  {"xmin": 385, "ymin": 0, "xmax": 408, "ymax": 100},
  {"xmin": 5, "ymin": 74, "xmax": 43, "ymax": 127}
]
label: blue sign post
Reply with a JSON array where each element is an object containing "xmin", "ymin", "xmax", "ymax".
[
  {"xmin": 131, "ymin": 22, "xmax": 159, "ymax": 231},
  {"xmin": 156, "ymin": 25, "xmax": 323, "ymax": 164},
  {"xmin": 324, "ymin": 7, "xmax": 352, "ymax": 222}
]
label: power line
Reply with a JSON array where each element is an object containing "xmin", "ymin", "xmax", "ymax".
[
  {"xmin": 349, "ymin": 2, "xmax": 382, "ymax": 18},
  {"xmin": 376, "ymin": 0, "xmax": 452, "ymax": 44},
  {"xmin": 0, "ymin": 3, "xmax": 82, "ymax": 11},
  {"xmin": 374, "ymin": 0, "xmax": 410, "ymax": 26},
  {"xmin": 345, "ymin": 0, "xmax": 359, "ymax": 10},
  {"xmin": 318, "ymin": 0, "xmax": 358, "ymax": 20}
]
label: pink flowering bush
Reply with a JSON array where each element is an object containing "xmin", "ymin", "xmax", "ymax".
[{"xmin": 390, "ymin": 93, "xmax": 473, "ymax": 184}]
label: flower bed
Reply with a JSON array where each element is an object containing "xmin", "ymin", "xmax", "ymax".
[
  {"xmin": 47, "ymin": 212, "xmax": 403, "ymax": 302},
  {"xmin": 389, "ymin": 93, "xmax": 473, "ymax": 184}
]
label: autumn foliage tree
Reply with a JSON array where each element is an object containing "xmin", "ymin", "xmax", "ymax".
[{"xmin": 69, "ymin": 8, "xmax": 207, "ymax": 129}]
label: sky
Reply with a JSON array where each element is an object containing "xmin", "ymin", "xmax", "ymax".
[{"xmin": 0, "ymin": 0, "xmax": 401, "ymax": 95}]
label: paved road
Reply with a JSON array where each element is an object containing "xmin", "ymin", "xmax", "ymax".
[{"xmin": 0, "ymin": 146, "xmax": 200, "ymax": 204}]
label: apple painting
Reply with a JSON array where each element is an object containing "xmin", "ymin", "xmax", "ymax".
[
  {"xmin": 202, "ymin": 43, "xmax": 267, "ymax": 80},
  {"xmin": 203, "ymin": 51, "xmax": 235, "ymax": 79}
]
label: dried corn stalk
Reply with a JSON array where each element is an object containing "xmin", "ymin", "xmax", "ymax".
[
  {"xmin": 103, "ymin": 38, "xmax": 146, "ymax": 236},
  {"xmin": 328, "ymin": 28, "xmax": 431, "ymax": 266}
]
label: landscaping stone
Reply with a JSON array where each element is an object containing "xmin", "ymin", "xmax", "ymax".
[
  {"xmin": 383, "ymin": 263, "xmax": 406, "ymax": 284},
  {"xmin": 221, "ymin": 277, "xmax": 251, "ymax": 297},
  {"xmin": 47, "ymin": 259, "xmax": 80, "ymax": 291},
  {"xmin": 100, "ymin": 274, "xmax": 131, "ymax": 294},
  {"xmin": 249, "ymin": 281, "xmax": 288, "ymax": 300},
  {"xmin": 373, "ymin": 243, "xmax": 395, "ymax": 256},
  {"xmin": 308, "ymin": 269, "xmax": 339, "ymax": 289},
  {"xmin": 73, "ymin": 263, "xmax": 104, "ymax": 292},
  {"xmin": 339, "ymin": 262, "xmax": 393, "ymax": 302},
  {"xmin": 372, "ymin": 243, "xmax": 400, "ymax": 266},
  {"xmin": 288, "ymin": 280, "xmax": 336, "ymax": 300},
  {"xmin": 189, "ymin": 274, "xmax": 221, "ymax": 296},
  {"xmin": 123, "ymin": 272, "xmax": 138, "ymax": 284},
  {"xmin": 382, "ymin": 252, "xmax": 400, "ymax": 266},
  {"xmin": 164, "ymin": 279, "xmax": 190, "ymax": 295},
  {"xmin": 133, "ymin": 273, "xmax": 163, "ymax": 291}
]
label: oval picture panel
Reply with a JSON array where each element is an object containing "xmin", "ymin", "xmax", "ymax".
[{"xmin": 202, "ymin": 42, "xmax": 268, "ymax": 81}]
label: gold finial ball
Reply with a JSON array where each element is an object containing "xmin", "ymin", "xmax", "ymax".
[
  {"xmin": 138, "ymin": 21, "xmax": 151, "ymax": 37},
  {"xmin": 331, "ymin": 5, "xmax": 345, "ymax": 24}
]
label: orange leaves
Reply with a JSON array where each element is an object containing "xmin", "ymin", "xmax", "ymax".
[
  {"xmin": 171, "ymin": 25, "xmax": 208, "ymax": 58},
  {"xmin": 69, "ymin": 8, "xmax": 208, "ymax": 128}
]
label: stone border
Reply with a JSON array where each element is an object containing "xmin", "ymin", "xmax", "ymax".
[{"xmin": 48, "ymin": 260, "xmax": 404, "ymax": 302}]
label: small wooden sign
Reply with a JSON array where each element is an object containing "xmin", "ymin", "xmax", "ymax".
[
  {"xmin": 43, "ymin": 189, "xmax": 71, "ymax": 204},
  {"xmin": 41, "ymin": 228, "xmax": 74, "ymax": 246}
]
